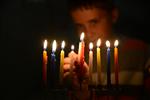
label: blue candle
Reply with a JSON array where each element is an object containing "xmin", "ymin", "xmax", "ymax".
[
  {"xmin": 51, "ymin": 40, "xmax": 57, "ymax": 87},
  {"xmin": 51, "ymin": 51, "xmax": 56, "ymax": 77},
  {"xmin": 106, "ymin": 40, "xmax": 111, "ymax": 87}
]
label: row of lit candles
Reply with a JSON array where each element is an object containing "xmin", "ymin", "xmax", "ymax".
[{"xmin": 42, "ymin": 32, "xmax": 119, "ymax": 87}]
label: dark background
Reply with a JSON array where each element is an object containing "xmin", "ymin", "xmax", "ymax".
[{"xmin": 1, "ymin": 0, "xmax": 150, "ymax": 100}]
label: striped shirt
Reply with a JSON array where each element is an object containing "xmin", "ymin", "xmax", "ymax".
[{"xmin": 84, "ymin": 35, "xmax": 150, "ymax": 86}]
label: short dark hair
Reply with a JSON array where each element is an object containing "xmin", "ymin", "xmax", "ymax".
[{"xmin": 67, "ymin": 0, "xmax": 115, "ymax": 12}]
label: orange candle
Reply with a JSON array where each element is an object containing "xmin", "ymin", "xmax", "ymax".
[
  {"xmin": 78, "ymin": 32, "xmax": 85, "ymax": 88},
  {"xmin": 114, "ymin": 40, "xmax": 119, "ymax": 85},
  {"xmin": 78, "ymin": 32, "xmax": 85, "ymax": 64},
  {"xmin": 43, "ymin": 40, "xmax": 48, "ymax": 86},
  {"xmin": 89, "ymin": 42, "xmax": 93, "ymax": 84}
]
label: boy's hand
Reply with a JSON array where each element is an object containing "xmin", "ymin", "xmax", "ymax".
[{"xmin": 63, "ymin": 51, "xmax": 89, "ymax": 90}]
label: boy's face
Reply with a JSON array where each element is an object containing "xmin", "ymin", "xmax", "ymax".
[{"xmin": 71, "ymin": 7, "xmax": 116, "ymax": 43}]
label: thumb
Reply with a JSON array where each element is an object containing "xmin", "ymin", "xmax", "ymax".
[{"xmin": 68, "ymin": 51, "xmax": 78, "ymax": 62}]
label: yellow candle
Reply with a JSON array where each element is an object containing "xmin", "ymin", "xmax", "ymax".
[
  {"xmin": 60, "ymin": 41, "xmax": 65, "ymax": 84},
  {"xmin": 114, "ymin": 40, "xmax": 119, "ymax": 85},
  {"xmin": 97, "ymin": 38, "xmax": 102, "ymax": 85},
  {"xmin": 89, "ymin": 42, "xmax": 93, "ymax": 84},
  {"xmin": 43, "ymin": 40, "xmax": 48, "ymax": 86}
]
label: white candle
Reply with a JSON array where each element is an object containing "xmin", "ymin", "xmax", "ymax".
[
  {"xmin": 70, "ymin": 45, "xmax": 75, "ymax": 78},
  {"xmin": 89, "ymin": 42, "xmax": 93, "ymax": 84}
]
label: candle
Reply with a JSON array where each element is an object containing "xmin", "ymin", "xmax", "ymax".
[
  {"xmin": 89, "ymin": 42, "xmax": 93, "ymax": 84},
  {"xmin": 43, "ymin": 40, "xmax": 48, "ymax": 86},
  {"xmin": 60, "ymin": 41, "xmax": 65, "ymax": 84},
  {"xmin": 70, "ymin": 45, "xmax": 75, "ymax": 69},
  {"xmin": 78, "ymin": 32, "xmax": 85, "ymax": 88},
  {"xmin": 78, "ymin": 32, "xmax": 85, "ymax": 64},
  {"xmin": 69, "ymin": 45, "xmax": 75, "ymax": 79},
  {"xmin": 78, "ymin": 32, "xmax": 85, "ymax": 73},
  {"xmin": 114, "ymin": 40, "xmax": 119, "ymax": 85},
  {"xmin": 106, "ymin": 40, "xmax": 111, "ymax": 87},
  {"xmin": 97, "ymin": 38, "xmax": 102, "ymax": 85},
  {"xmin": 51, "ymin": 40, "xmax": 57, "ymax": 86},
  {"xmin": 71, "ymin": 45, "xmax": 75, "ymax": 53}
]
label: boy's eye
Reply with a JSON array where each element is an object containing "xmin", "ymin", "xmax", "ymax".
[
  {"xmin": 76, "ymin": 24, "xmax": 84, "ymax": 31},
  {"xmin": 89, "ymin": 19, "xmax": 101, "ymax": 27},
  {"xmin": 90, "ymin": 20, "xmax": 98, "ymax": 25}
]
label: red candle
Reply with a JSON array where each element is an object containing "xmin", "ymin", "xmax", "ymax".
[
  {"xmin": 43, "ymin": 40, "xmax": 48, "ymax": 86},
  {"xmin": 114, "ymin": 40, "xmax": 119, "ymax": 85}
]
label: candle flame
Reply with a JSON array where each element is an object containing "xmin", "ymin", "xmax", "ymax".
[
  {"xmin": 71, "ymin": 45, "xmax": 74, "ymax": 51},
  {"xmin": 106, "ymin": 40, "xmax": 110, "ymax": 47},
  {"xmin": 114, "ymin": 40, "xmax": 119, "ymax": 47},
  {"xmin": 52, "ymin": 40, "xmax": 57, "ymax": 52},
  {"xmin": 80, "ymin": 32, "xmax": 85, "ymax": 41},
  {"xmin": 97, "ymin": 38, "xmax": 101, "ymax": 47},
  {"xmin": 61, "ymin": 41, "xmax": 65, "ymax": 49},
  {"xmin": 43, "ymin": 40, "xmax": 48, "ymax": 49},
  {"xmin": 89, "ymin": 42, "xmax": 93, "ymax": 50}
]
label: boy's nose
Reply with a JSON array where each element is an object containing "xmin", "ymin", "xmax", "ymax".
[{"xmin": 84, "ymin": 27, "xmax": 94, "ymax": 37}]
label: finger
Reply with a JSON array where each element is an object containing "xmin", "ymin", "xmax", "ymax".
[
  {"xmin": 64, "ymin": 64, "xmax": 70, "ymax": 71},
  {"xmin": 68, "ymin": 51, "xmax": 78, "ymax": 61},
  {"xmin": 68, "ymin": 51, "xmax": 77, "ymax": 57},
  {"xmin": 84, "ymin": 62, "xmax": 89, "ymax": 73},
  {"xmin": 63, "ymin": 71, "xmax": 70, "ymax": 78},
  {"xmin": 73, "ymin": 61, "xmax": 89, "ymax": 77},
  {"xmin": 64, "ymin": 57, "xmax": 71, "ymax": 64}
]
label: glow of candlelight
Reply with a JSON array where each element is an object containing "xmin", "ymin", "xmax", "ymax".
[
  {"xmin": 114, "ymin": 40, "xmax": 119, "ymax": 47},
  {"xmin": 71, "ymin": 45, "xmax": 74, "ymax": 51},
  {"xmin": 106, "ymin": 40, "xmax": 110, "ymax": 47},
  {"xmin": 61, "ymin": 41, "xmax": 65, "ymax": 49},
  {"xmin": 52, "ymin": 40, "xmax": 57, "ymax": 52},
  {"xmin": 80, "ymin": 32, "xmax": 85, "ymax": 41},
  {"xmin": 43, "ymin": 40, "xmax": 48, "ymax": 49},
  {"xmin": 97, "ymin": 38, "xmax": 101, "ymax": 47},
  {"xmin": 89, "ymin": 42, "xmax": 93, "ymax": 50}
]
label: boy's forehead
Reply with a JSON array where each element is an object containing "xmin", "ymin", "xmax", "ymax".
[{"xmin": 71, "ymin": 8, "xmax": 108, "ymax": 22}]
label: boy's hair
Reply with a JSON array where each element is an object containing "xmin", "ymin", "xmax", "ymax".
[{"xmin": 67, "ymin": 0, "xmax": 115, "ymax": 12}]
